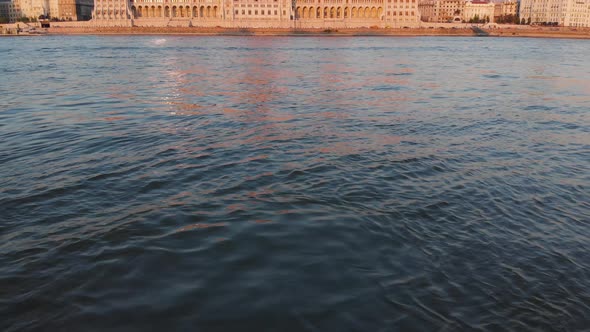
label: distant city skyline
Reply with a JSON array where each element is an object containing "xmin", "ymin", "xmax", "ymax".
[{"xmin": 1, "ymin": 0, "xmax": 589, "ymax": 27}]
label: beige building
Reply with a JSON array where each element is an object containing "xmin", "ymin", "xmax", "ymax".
[
  {"xmin": 93, "ymin": 0, "xmax": 421, "ymax": 27},
  {"xmin": 0, "ymin": 1, "xmax": 12, "ymax": 22},
  {"xmin": 520, "ymin": 0, "xmax": 590, "ymax": 26},
  {"xmin": 12, "ymin": 0, "xmax": 49, "ymax": 18},
  {"xmin": 0, "ymin": 0, "xmax": 91, "ymax": 21},
  {"xmin": 418, "ymin": 0, "xmax": 463, "ymax": 22},
  {"xmin": 55, "ymin": 0, "xmax": 93, "ymax": 20},
  {"xmin": 463, "ymin": 0, "xmax": 494, "ymax": 21},
  {"xmin": 493, "ymin": 0, "xmax": 517, "ymax": 22},
  {"xmin": 0, "ymin": 0, "xmax": 22, "ymax": 22}
]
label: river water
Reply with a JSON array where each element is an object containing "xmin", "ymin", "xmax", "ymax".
[{"xmin": 1, "ymin": 36, "xmax": 589, "ymax": 331}]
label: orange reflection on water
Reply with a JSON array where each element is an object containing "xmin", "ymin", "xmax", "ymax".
[
  {"xmin": 226, "ymin": 203, "xmax": 248, "ymax": 212},
  {"xmin": 176, "ymin": 222, "xmax": 227, "ymax": 232},
  {"xmin": 166, "ymin": 191, "xmax": 193, "ymax": 207},
  {"xmin": 315, "ymin": 131, "xmax": 404, "ymax": 156},
  {"xmin": 103, "ymin": 116, "xmax": 126, "ymax": 122},
  {"xmin": 244, "ymin": 171, "xmax": 274, "ymax": 182},
  {"xmin": 252, "ymin": 219, "xmax": 273, "ymax": 224},
  {"xmin": 246, "ymin": 187, "xmax": 275, "ymax": 199}
]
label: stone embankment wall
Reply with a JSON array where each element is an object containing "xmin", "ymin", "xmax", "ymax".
[
  {"xmin": 49, "ymin": 20, "xmax": 536, "ymax": 30},
  {"xmin": 46, "ymin": 25, "xmax": 476, "ymax": 35},
  {"xmin": 1, "ymin": 22, "xmax": 43, "ymax": 34},
  {"xmin": 43, "ymin": 20, "xmax": 590, "ymax": 38},
  {"xmin": 127, "ymin": 18, "xmax": 421, "ymax": 29}
]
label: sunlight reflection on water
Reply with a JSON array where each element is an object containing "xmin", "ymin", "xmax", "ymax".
[{"xmin": 0, "ymin": 36, "xmax": 589, "ymax": 332}]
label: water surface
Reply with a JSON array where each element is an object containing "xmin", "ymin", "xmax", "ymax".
[{"xmin": 1, "ymin": 36, "xmax": 589, "ymax": 331}]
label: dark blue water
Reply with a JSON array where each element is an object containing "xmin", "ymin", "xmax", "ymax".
[{"xmin": 1, "ymin": 36, "xmax": 589, "ymax": 331}]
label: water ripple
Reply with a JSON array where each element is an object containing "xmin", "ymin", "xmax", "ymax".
[{"xmin": 1, "ymin": 36, "xmax": 589, "ymax": 332}]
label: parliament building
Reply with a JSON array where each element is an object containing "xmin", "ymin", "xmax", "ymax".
[{"xmin": 92, "ymin": 0, "xmax": 420, "ymax": 27}]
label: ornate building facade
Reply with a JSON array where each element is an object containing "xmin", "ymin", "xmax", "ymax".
[{"xmin": 92, "ymin": 0, "xmax": 420, "ymax": 27}]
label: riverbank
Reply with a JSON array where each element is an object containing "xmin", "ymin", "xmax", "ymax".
[
  {"xmin": 47, "ymin": 26, "xmax": 474, "ymax": 36},
  {"xmin": 42, "ymin": 26, "xmax": 590, "ymax": 39},
  {"xmin": 0, "ymin": 23, "xmax": 584, "ymax": 39},
  {"xmin": 486, "ymin": 26, "xmax": 590, "ymax": 39}
]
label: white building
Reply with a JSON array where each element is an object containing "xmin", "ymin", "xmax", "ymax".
[
  {"xmin": 16, "ymin": 0, "xmax": 50, "ymax": 18},
  {"xmin": 464, "ymin": 0, "xmax": 495, "ymax": 22},
  {"xmin": 563, "ymin": 0, "xmax": 590, "ymax": 26},
  {"xmin": 520, "ymin": 0, "xmax": 590, "ymax": 26}
]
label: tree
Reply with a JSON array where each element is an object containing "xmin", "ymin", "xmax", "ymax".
[
  {"xmin": 0, "ymin": 17, "xmax": 9, "ymax": 24},
  {"xmin": 521, "ymin": 18, "xmax": 525, "ymax": 25}
]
